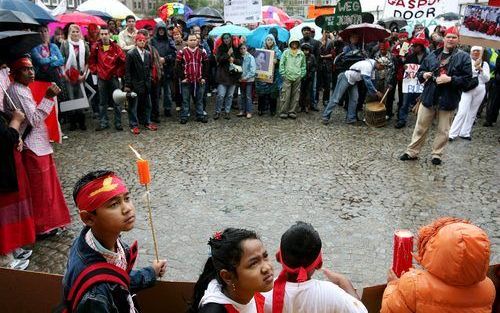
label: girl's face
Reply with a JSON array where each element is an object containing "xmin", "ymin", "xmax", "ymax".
[
  {"xmin": 266, "ymin": 37, "xmax": 273, "ymax": 47},
  {"xmin": 240, "ymin": 46, "xmax": 247, "ymax": 54},
  {"xmin": 70, "ymin": 27, "xmax": 81, "ymax": 41},
  {"xmin": 471, "ymin": 49, "xmax": 481, "ymax": 60},
  {"xmin": 232, "ymin": 239, "xmax": 274, "ymax": 295},
  {"xmin": 223, "ymin": 35, "xmax": 231, "ymax": 45}
]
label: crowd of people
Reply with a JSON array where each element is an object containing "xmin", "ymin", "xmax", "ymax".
[{"xmin": 0, "ymin": 12, "xmax": 499, "ymax": 313}]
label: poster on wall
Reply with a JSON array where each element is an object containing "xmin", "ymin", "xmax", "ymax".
[
  {"xmin": 460, "ymin": 5, "xmax": 500, "ymax": 50},
  {"xmin": 224, "ymin": 0, "xmax": 262, "ymax": 25},
  {"xmin": 383, "ymin": 0, "xmax": 459, "ymax": 32}
]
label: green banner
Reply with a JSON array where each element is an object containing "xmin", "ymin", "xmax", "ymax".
[{"xmin": 315, "ymin": 0, "xmax": 363, "ymax": 32}]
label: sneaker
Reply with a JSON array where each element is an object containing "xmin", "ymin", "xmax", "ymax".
[
  {"xmin": 107, "ymin": 107, "xmax": 113, "ymax": 111},
  {"xmin": 95, "ymin": 125, "xmax": 109, "ymax": 131},
  {"xmin": 121, "ymin": 109, "xmax": 127, "ymax": 113},
  {"xmin": 459, "ymin": 136, "xmax": 471, "ymax": 141},
  {"xmin": 131, "ymin": 127, "xmax": 140, "ymax": 135},
  {"xmin": 237, "ymin": 112, "xmax": 245, "ymax": 117},
  {"xmin": 62, "ymin": 134, "xmax": 69, "ymax": 140},
  {"xmin": 448, "ymin": 137, "xmax": 455, "ymax": 142},
  {"xmin": 400, "ymin": 153, "xmax": 418, "ymax": 161},
  {"xmin": 288, "ymin": 113, "xmax": 296, "ymax": 119},
  {"xmin": 431, "ymin": 158, "xmax": 442, "ymax": 165},
  {"xmin": 175, "ymin": 107, "xmax": 181, "ymax": 112},
  {"xmin": 145, "ymin": 123, "xmax": 158, "ymax": 131},
  {"xmin": 279, "ymin": 113, "xmax": 288, "ymax": 119},
  {"xmin": 13, "ymin": 248, "xmax": 33, "ymax": 260},
  {"xmin": 246, "ymin": 113, "xmax": 252, "ymax": 119},
  {"xmin": 8, "ymin": 259, "xmax": 29, "ymax": 270}
]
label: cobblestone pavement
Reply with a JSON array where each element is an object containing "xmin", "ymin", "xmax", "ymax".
[{"xmin": 28, "ymin": 100, "xmax": 499, "ymax": 290}]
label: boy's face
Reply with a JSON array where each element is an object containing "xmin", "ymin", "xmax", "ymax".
[
  {"xmin": 82, "ymin": 192, "xmax": 136, "ymax": 233},
  {"xmin": 187, "ymin": 35, "xmax": 198, "ymax": 48},
  {"xmin": 290, "ymin": 42, "xmax": 298, "ymax": 49}
]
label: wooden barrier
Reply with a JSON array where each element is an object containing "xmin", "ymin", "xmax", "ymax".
[{"xmin": 0, "ymin": 265, "xmax": 498, "ymax": 313}]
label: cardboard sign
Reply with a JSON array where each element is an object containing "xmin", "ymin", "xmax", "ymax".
[
  {"xmin": 460, "ymin": 5, "xmax": 500, "ymax": 50},
  {"xmin": 383, "ymin": 0, "xmax": 459, "ymax": 33},
  {"xmin": 59, "ymin": 83, "xmax": 89, "ymax": 113},
  {"xmin": 402, "ymin": 63, "xmax": 424, "ymax": 94},
  {"xmin": 315, "ymin": 0, "xmax": 362, "ymax": 32},
  {"xmin": 254, "ymin": 49, "xmax": 275, "ymax": 83},
  {"xmin": 224, "ymin": 0, "xmax": 262, "ymax": 25}
]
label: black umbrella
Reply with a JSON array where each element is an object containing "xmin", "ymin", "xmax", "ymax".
[
  {"xmin": 0, "ymin": 31, "xmax": 42, "ymax": 62},
  {"xmin": 0, "ymin": 0, "xmax": 56, "ymax": 24},
  {"xmin": 0, "ymin": 9, "xmax": 40, "ymax": 31},
  {"xmin": 436, "ymin": 12, "xmax": 461, "ymax": 21},
  {"xmin": 188, "ymin": 7, "xmax": 223, "ymax": 20}
]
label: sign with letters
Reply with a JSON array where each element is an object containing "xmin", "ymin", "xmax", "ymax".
[
  {"xmin": 224, "ymin": 0, "xmax": 262, "ymax": 25},
  {"xmin": 315, "ymin": 0, "xmax": 362, "ymax": 32},
  {"xmin": 402, "ymin": 63, "xmax": 424, "ymax": 94}
]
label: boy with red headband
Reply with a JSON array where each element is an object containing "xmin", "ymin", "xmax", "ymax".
[
  {"xmin": 264, "ymin": 222, "xmax": 366, "ymax": 313},
  {"xmin": 60, "ymin": 170, "xmax": 166, "ymax": 312}
]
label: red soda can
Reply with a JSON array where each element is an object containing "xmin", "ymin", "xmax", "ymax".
[{"xmin": 392, "ymin": 230, "xmax": 413, "ymax": 277}]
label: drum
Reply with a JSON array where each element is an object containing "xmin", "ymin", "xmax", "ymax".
[{"xmin": 364, "ymin": 101, "xmax": 386, "ymax": 127}]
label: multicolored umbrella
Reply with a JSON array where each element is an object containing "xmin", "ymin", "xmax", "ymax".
[
  {"xmin": 57, "ymin": 12, "xmax": 106, "ymax": 27},
  {"xmin": 261, "ymin": 6, "xmax": 289, "ymax": 24},
  {"xmin": 157, "ymin": 2, "xmax": 192, "ymax": 21},
  {"xmin": 0, "ymin": 0, "xmax": 56, "ymax": 24},
  {"xmin": 246, "ymin": 24, "xmax": 289, "ymax": 48}
]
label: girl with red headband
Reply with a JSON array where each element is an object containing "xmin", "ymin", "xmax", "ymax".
[
  {"xmin": 263, "ymin": 222, "xmax": 366, "ymax": 313},
  {"xmin": 189, "ymin": 228, "xmax": 274, "ymax": 313}
]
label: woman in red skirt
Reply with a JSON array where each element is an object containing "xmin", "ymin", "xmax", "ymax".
[{"xmin": 4, "ymin": 57, "xmax": 70, "ymax": 238}]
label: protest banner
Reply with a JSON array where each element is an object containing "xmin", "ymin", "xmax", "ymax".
[
  {"xmin": 224, "ymin": 0, "xmax": 262, "ymax": 25},
  {"xmin": 460, "ymin": 5, "xmax": 500, "ymax": 50},
  {"xmin": 315, "ymin": 0, "xmax": 362, "ymax": 32},
  {"xmin": 383, "ymin": 0, "xmax": 459, "ymax": 32},
  {"xmin": 402, "ymin": 63, "xmax": 424, "ymax": 94}
]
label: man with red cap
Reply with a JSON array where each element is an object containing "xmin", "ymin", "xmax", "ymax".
[
  {"xmin": 60, "ymin": 170, "xmax": 166, "ymax": 312},
  {"xmin": 263, "ymin": 221, "xmax": 366, "ymax": 313},
  {"xmin": 4, "ymin": 56, "xmax": 71, "ymax": 238},
  {"xmin": 124, "ymin": 33, "xmax": 157, "ymax": 134},
  {"xmin": 400, "ymin": 26, "xmax": 472, "ymax": 165}
]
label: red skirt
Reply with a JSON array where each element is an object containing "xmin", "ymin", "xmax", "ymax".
[
  {"xmin": 0, "ymin": 150, "xmax": 35, "ymax": 254},
  {"xmin": 22, "ymin": 150, "xmax": 71, "ymax": 234}
]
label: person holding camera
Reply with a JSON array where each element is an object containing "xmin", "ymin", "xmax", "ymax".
[{"xmin": 400, "ymin": 27, "xmax": 472, "ymax": 165}]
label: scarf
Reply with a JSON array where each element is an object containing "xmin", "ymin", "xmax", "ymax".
[
  {"xmin": 272, "ymin": 250, "xmax": 323, "ymax": 313},
  {"xmin": 65, "ymin": 39, "xmax": 85, "ymax": 73}
]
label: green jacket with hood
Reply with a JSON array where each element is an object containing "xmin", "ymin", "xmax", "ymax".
[{"xmin": 279, "ymin": 38, "xmax": 306, "ymax": 81}]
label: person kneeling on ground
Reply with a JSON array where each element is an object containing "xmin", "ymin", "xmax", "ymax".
[
  {"xmin": 59, "ymin": 170, "xmax": 166, "ymax": 312},
  {"xmin": 189, "ymin": 228, "xmax": 274, "ymax": 312},
  {"xmin": 381, "ymin": 217, "xmax": 495, "ymax": 313},
  {"xmin": 264, "ymin": 221, "xmax": 367, "ymax": 313}
]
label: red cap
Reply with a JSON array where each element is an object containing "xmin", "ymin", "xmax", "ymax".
[
  {"xmin": 398, "ymin": 32, "xmax": 409, "ymax": 39},
  {"xmin": 445, "ymin": 26, "xmax": 459, "ymax": 37},
  {"xmin": 411, "ymin": 31, "xmax": 429, "ymax": 48}
]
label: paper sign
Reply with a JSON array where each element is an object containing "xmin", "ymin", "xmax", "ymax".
[
  {"xmin": 224, "ymin": 0, "xmax": 262, "ymax": 25},
  {"xmin": 59, "ymin": 84, "xmax": 89, "ymax": 112},
  {"xmin": 402, "ymin": 63, "xmax": 424, "ymax": 94}
]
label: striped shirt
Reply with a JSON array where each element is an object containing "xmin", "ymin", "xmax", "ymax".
[{"xmin": 5, "ymin": 82, "xmax": 54, "ymax": 156}]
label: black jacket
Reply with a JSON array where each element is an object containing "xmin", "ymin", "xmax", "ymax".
[
  {"xmin": 151, "ymin": 22, "xmax": 177, "ymax": 79},
  {"xmin": 124, "ymin": 47, "xmax": 152, "ymax": 94},
  {"xmin": 215, "ymin": 41, "xmax": 242, "ymax": 85},
  {"xmin": 0, "ymin": 112, "xmax": 19, "ymax": 193},
  {"xmin": 417, "ymin": 48, "xmax": 472, "ymax": 111}
]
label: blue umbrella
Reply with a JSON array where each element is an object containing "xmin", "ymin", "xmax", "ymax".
[
  {"xmin": 246, "ymin": 24, "xmax": 289, "ymax": 49},
  {"xmin": 0, "ymin": 0, "xmax": 56, "ymax": 24},
  {"xmin": 186, "ymin": 17, "xmax": 223, "ymax": 29},
  {"xmin": 209, "ymin": 24, "xmax": 250, "ymax": 37}
]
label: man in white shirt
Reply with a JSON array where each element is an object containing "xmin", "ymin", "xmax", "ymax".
[
  {"xmin": 322, "ymin": 58, "xmax": 388, "ymax": 125},
  {"xmin": 263, "ymin": 222, "xmax": 367, "ymax": 313},
  {"xmin": 118, "ymin": 15, "xmax": 138, "ymax": 52}
]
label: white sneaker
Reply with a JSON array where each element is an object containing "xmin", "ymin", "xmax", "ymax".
[
  {"xmin": 13, "ymin": 248, "xmax": 32, "ymax": 260},
  {"xmin": 8, "ymin": 259, "xmax": 29, "ymax": 270},
  {"xmin": 121, "ymin": 109, "xmax": 127, "ymax": 113}
]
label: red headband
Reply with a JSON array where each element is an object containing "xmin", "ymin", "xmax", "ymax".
[
  {"xmin": 272, "ymin": 250, "xmax": 323, "ymax": 313},
  {"xmin": 135, "ymin": 33, "xmax": 147, "ymax": 42},
  {"xmin": 445, "ymin": 26, "xmax": 459, "ymax": 37},
  {"xmin": 9, "ymin": 57, "xmax": 32, "ymax": 71},
  {"xmin": 398, "ymin": 32, "xmax": 408, "ymax": 39},
  {"xmin": 75, "ymin": 174, "xmax": 128, "ymax": 212}
]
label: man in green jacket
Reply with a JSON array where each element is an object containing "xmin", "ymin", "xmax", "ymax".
[{"xmin": 279, "ymin": 37, "xmax": 306, "ymax": 119}]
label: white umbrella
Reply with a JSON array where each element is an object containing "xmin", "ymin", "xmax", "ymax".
[
  {"xmin": 289, "ymin": 21, "xmax": 322, "ymax": 41},
  {"xmin": 76, "ymin": 0, "xmax": 136, "ymax": 20}
]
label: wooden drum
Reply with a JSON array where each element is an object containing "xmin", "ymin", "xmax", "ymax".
[{"xmin": 364, "ymin": 101, "xmax": 386, "ymax": 127}]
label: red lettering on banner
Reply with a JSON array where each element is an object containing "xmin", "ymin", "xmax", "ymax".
[
  {"xmin": 388, "ymin": 0, "xmax": 405, "ymax": 7},
  {"xmin": 409, "ymin": 0, "xmax": 415, "ymax": 9}
]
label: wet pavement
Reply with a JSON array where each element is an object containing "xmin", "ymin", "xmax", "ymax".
[{"xmin": 27, "ymin": 101, "xmax": 499, "ymax": 289}]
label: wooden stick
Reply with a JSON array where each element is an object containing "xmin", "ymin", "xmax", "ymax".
[
  {"xmin": 0, "ymin": 82, "xmax": 18, "ymax": 110},
  {"xmin": 379, "ymin": 88, "xmax": 391, "ymax": 105},
  {"xmin": 145, "ymin": 184, "xmax": 160, "ymax": 263}
]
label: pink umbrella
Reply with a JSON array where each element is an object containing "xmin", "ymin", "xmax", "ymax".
[
  {"xmin": 261, "ymin": 6, "xmax": 289, "ymax": 24},
  {"xmin": 56, "ymin": 12, "xmax": 106, "ymax": 27}
]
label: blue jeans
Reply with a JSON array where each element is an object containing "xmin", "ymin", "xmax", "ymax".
[
  {"xmin": 215, "ymin": 84, "xmax": 236, "ymax": 113},
  {"xmin": 181, "ymin": 82, "xmax": 205, "ymax": 119},
  {"xmin": 98, "ymin": 77, "xmax": 121, "ymax": 128},
  {"xmin": 322, "ymin": 73, "xmax": 358, "ymax": 123},
  {"xmin": 162, "ymin": 78, "xmax": 173, "ymax": 114},
  {"xmin": 239, "ymin": 82, "xmax": 253, "ymax": 113},
  {"xmin": 128, "ymin": 91, "xmax": 152, "ymax": 127},
  {"xmin": 398, "ymin": 93, "xmax": 420, "ymax": 124},
  {"xmin": 310, "ymin": 72, "xmax": 318, "ymax": 108}
]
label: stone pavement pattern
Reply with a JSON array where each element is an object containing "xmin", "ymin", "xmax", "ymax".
[{"xmin": 28, "ymin": 106, "xmax": 499, "ymax": 289}]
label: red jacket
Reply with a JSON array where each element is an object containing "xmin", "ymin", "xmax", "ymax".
[{"xmin": 89, "ymin": 40, "xmax": 125, "ymax": 80}]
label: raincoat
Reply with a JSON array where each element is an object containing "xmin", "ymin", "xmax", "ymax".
[
  {"xmin": 255, "ymin": 34, "xmax": 282, "ymax": 97},
  {"xmin": 381, "ymin": 219, "xmax": 495, "ymax": 313}
]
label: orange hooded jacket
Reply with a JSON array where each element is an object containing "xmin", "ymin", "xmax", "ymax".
[{"xmin": 381, "ymin": 218, "xmax": 495, "ymax": 313}]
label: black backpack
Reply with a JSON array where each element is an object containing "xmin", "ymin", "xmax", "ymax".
[{"xmin": 334, "ymin": 49, "xmax": 367, "ymax": 72}]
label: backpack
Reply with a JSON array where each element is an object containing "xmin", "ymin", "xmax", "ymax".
[{"xmin": 334, "ymin": 49, "xmax": 367, "ymax": 72}]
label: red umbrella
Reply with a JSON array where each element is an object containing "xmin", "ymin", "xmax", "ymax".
[
  {"xmin": 284, "ymin": 18, "xmax": 302, "ymax": 31},
  {"xmin": 57, "ymin": 12, "xmax": 106, "ymax": 27},
  {"xmin": 339, "ymin": 23, "xmax": 390, "ymax": 44}
]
